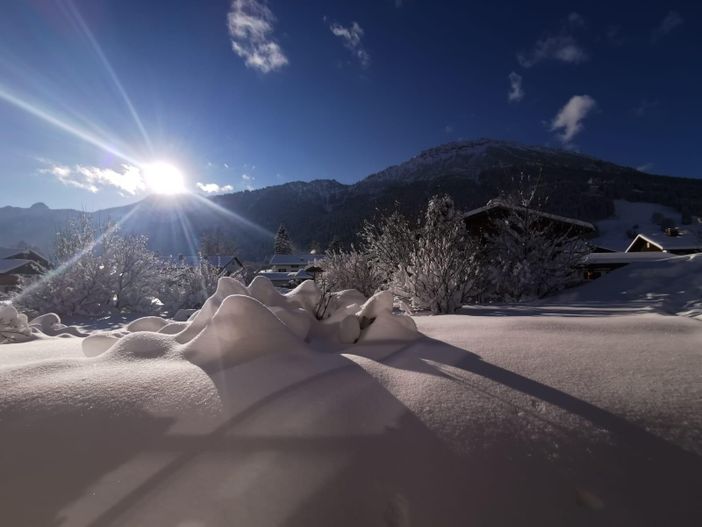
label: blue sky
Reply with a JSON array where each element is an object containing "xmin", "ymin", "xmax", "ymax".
[{"xmin": 0, "ymin": 0, "xmax": 699, "ymax": 209}]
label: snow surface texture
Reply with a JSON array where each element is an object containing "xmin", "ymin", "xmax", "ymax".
[
  {"xmin": 81, "ymin": 276, "xmax": 418, "ymax": 369},
  {"xmin": 2, "ymin": 270, "xmax": 701, "ymax": 525}
]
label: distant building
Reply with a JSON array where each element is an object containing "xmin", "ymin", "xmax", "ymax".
[
  {"xmin": 0, "ymin": 247, "xmax": 50, "ymax": 293},
  {"xmin": 626, "ymin": 228, "xmax": 702, "ymax": 255},
  {"xmin": 463, "ymin": 199, "xmax": 597, "ymax": 239},
  {"xmin": 258, "ymin": 253, "xmax": 317, "ymax": 287}
]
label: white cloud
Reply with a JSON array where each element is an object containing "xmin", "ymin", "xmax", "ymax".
[
  {"xmin": 550, "ymin": 95, "xmax": 597, "ymax": 144},
  {"xmin": 196, "ymin": 182, "xmax": 234, "ymax": 194},
  {"xmin": 518, "ymin": 34, "xmax": 588, "ymax": 67},
  {"xmin": 40, "ymin": 163, "xmax": 146, "ymax": 195},
  {"xmin": 329, "ymin": 21, "xmax": 370, "ymax": 68},
  {"xmin": 227, "ymin": 0, "xmax": 288, "ymax": 73},
  {"xmin": 652, "ymin": 11, "xmax": 683, "ymax": 41},
  {"xmin": 507, "ymin": 71, "xmax": 524, "ymax": 102},
  {"xmin": 444, "ymin": 124, "xmax": 454, "ymax": 134},
  {"xmin": 637, "ymin": 163, "xmax": 654, "ymax": 173},
  {"xmin": 241, "ymin": 174, "xmax": 252, "ymax": 180},
  {"xmin": 518, "ymin": 15, "xmax": 588, "ymax": 68}
]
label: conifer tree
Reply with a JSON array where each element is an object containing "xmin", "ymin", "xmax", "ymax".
[{"xmin": 274, "ymin": 225, "xmax": 293, "ymax": 254}]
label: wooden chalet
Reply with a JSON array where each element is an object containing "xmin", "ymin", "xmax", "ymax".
[{"xmin": 463, "ymin": 199, "xmax": 597, "ymax": 239}]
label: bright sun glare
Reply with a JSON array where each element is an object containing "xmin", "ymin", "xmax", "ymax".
[{"xmin": 142, "ymin": 161, "xmax": 186, "ymax": 195}]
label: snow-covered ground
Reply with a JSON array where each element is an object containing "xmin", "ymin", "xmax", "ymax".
[
  {"xmin": 593, "ymin": 199, "xmax": 683, "ymax": 250},
  {"xmin": 1, "ymin": 268, "xmax": 701, "ymax": 526}
]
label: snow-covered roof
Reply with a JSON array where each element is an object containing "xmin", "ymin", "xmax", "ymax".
[
  {"xmin": 583, "ymin": 252, "xmax": 679, "ymax": 265},
  {"xmin": 0, "ymin": 247, "xmax": 49, "ymax": 263},
  {"xmin": 463, "ymin": 201, "xmax": 596, "ymax": 231},
  {"xmin": 626, "ymin": 230, "xmax": 702, "ymax": 252},
  {"xmin": 270, "ymin": 254, "xmax": 317, "ymax": 265},
  {"xmin": 0, "ymin": 258, "xmax": 34, "ymax": 274}
]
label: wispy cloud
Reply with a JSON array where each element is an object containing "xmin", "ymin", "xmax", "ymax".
[
  {"xmin": 227, "ymin": 0, "xmax": 288, "ymax": 73},
  {"xmin": 197, "ymin": 182, "xmax": 234, "ymax": 194},
  {"xmin": 637, "ymin": 163, "xmax": 654, "ymax": 173},
  {"xmin": 567, "ymin": 12, "xmax": 586, "ymax": 27},
  {"xmin": 241, "ymin": 173, "xmax": 255, "ymax": 190},
  {"xmin": 550, "ymin": 95, "xmax": 597, "ymax": 144},
  {"xmin": 652, "ymin": 11, "xmax": 683, "ymax": 42},
  {"xmin": 507, "ymin": 71, "xmax": 524, "ymax": 102},
  {"xmin": 633, "ymin": 98, "xmax": 658, "ymax": 117},
  {"xmin": 329, "ymin": 21, "xmax": 370, "ymax": 68},
  {"xmin": 518, "ymin": 14, "xmax": 588, "ymax": 68},
  {"xmin": 40, "ymin": 163, "xmax": 146, "ymax": 194}
]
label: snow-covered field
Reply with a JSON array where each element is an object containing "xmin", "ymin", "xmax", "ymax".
[
  {"xmin": 1, "ymin": 266, "xmax": 702, "ymax": 526},
  {"xmin": 593, "ymin": 199, "xmax": 683, "ymax": 250}
]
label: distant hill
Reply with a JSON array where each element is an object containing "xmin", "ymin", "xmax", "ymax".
[{"xmin": 2, "ymin": 138, "xmax": 701, "ymax": 261}]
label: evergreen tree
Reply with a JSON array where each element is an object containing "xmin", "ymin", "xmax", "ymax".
[{"xmin": 274, "ymin": 225, "xmax": 293, "ymax": 255}]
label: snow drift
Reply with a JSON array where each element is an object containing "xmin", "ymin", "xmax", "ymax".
[
  {"xmin": 554, "ymin": 253, "xmax": 702, "ymax": 318},
  {"xmin": 80, "ymin": 276, "xmax": 419, "ymax": 369}
]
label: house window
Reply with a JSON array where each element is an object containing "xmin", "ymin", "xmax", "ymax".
[{"xmin": 278, "ymin": 268, "xmax": 287, "ymax": 272}]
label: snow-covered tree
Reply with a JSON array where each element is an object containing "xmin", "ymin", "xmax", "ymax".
[
  {"xmin": 319, "ymin": 247, "xmax": 382, "ymax": 298},
  {"xmin": 103, "ymin": 232, "xmax": 162, "ymax": 312},
  {"xmin": 484, "ymin": 185, "xmax": 588, "ymax": 302},
  {"xmin": 156, "ymin": 257, "xmax": 221, "ymax": 313},
  {"xmin": 274, "ymin": 225, "xmax": 293, "ymax": 255},
  {"xmin": 363, "ymin": 196, "xmax": 480, "ymax": 314},
  {"xmin": 393, "ymin": 196, "xmax": 480, "ymax": 314},
  {"xmin": 16, "ymin": 216, "xmax": 164, "ymax": 317},
  {"xmin": 361, "ymin": 209, "xmax": 416, "ymax": 285}
]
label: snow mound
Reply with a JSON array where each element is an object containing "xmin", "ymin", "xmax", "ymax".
[
  {"xmin": 183, "ymin": 295, "xmax": 311, "ymax": 369},
  {"xmin": 126, "ymin": 316, "xmax": 168, "ymax": 332},
  {"xmin": 0, "ymin": 304, "xmax": 32, "ymax": 343},
  {"xmin": 79, "ymin": 277, "xmax": 419, "ymax": 370},
  {"xmin": 1, "ymin": 307, "xmax": 87, "ymax": 343}
]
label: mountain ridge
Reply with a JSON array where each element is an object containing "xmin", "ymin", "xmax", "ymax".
[{"xmin": 1, "ymin": 138, "xmax": 700, "ymax": 260}]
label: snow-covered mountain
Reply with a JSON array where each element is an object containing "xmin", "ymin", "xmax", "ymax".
[
  {"xmin": 362, "ymin": 138, "xmax": 628, "ymax": 185},
  {"xmin": 2, "ymin": 138, "xmax": 701, "ymax": 260}
]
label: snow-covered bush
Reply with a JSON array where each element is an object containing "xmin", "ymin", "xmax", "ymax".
[
  {"xmin": 319, "ymin": 247, "xmax": 382, "ymax": 298},
  {"xmin": 157, "ymin": 258, "xmax": 222, "ymax": 313},
  {"xmin": 484, "ymin": 189, "xmax": 588, "ymax": 302},
  {"xmin": 363, "ymin": 195, "xmax": 480, "ymax": 314}
]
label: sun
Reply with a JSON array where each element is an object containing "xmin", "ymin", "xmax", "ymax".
[{"xmin": 142, "ymin": 161, "xmax": 186, "ymax": 195}]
